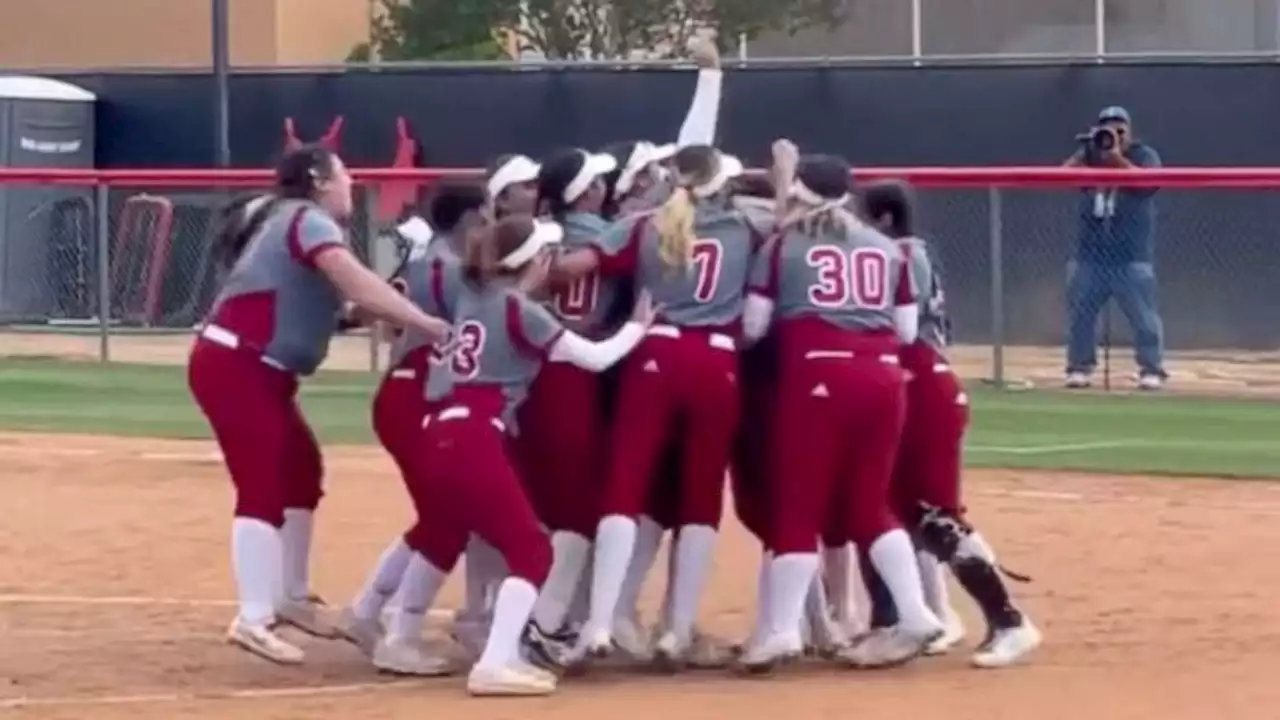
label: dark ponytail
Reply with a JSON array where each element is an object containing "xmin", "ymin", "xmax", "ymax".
[
  {"xmin": 214, "ymin": 143, "xmax": 336, "ymax": 268},
  {"xmin": 461, "ymin": 225, "xmax": 497, "ymax": 285}
]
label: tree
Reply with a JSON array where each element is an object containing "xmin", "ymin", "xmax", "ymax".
[
  {"xmin": 359, "ymin": 0, "xmax": 851, "ymax": 62},
  {"xmin": 350, "ymin": 0, "xmax": 517, "ymax": 63}
]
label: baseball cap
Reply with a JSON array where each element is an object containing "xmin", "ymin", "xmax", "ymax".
[{"xmin": 1098, "ymin": 105, "xmax": 1131, "ymax": 124}]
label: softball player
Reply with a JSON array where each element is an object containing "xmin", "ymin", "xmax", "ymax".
[
  {"xmin": 401, "ymin": 214, "xmax": 656, "ymax": 696},
  {"xmin": 735, "ymin": 147, "xmax": 944, "ymax": 672},
  {"xmin": 337, "ymin": 182, "xmax": 485, "ymax": 676},
  {"xmin": 187, "ymin": 145, "xmax": 451, "ymax": 665},
  {"xmin": 861, "ymin": 179, "xmax": 1041, "ymax": 669},
  {"xmin": 561, "ymin": 145, "xmax": 758, "ymax": 668}
]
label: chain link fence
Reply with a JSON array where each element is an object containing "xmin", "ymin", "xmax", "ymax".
[{"xmin": 3, "ymin": 174, "xmax": 1280, "ymax": 394}]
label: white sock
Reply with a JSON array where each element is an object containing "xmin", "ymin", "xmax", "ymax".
[
  {"xmin": 822, "ymin": 543, "xmax": 853, "ymax": 625},
  {"xmin": 615, "ymin": 516, "xmax": 663, "ymax": 624},
  {"xmin": 280, "ymin": 508, "xmax": 314, "ymax": 602},
  {"xmin": 767, "ymin": 553, "xmax": 818, "ymax": 638},
  {"xmin": 567, "ymin": 561, "xmax": 593, "ymax": 626},
  {"xmin": 352, "ymin": 537, "xmax": 413, "ymax": 620},
  {"xmin": 476, "ymin": 577, "xmax": 538, "ymax": 669},
  {"xmin": 848, "ymin": 545, "xmax": 870, "ymax": 632},
  {"xmin": 916, "ymin": 550, "xmax": 952, "ymax": 618},
  {"xmin": 462, "ymin": 536, "xmax": 505, "ymax": 620},
  {"xmin": 804, "ymin": 571, "xmax": 830, "ymax": 635},
  {"xmin": 749, "ymin": 549, "xmax": 773, "ymax": 642},
  {"xmin": 667, "ymin": 524, "xmax": 717, "ymax": 639},
  {"xmin": 231, "ymin": 517, "xmax": 283, "ymax": 626},
  {"xmin": 531, "ymin": 531, "xmax": 591, "ymax": 632},
  {"xmin": 869, "ymin": 529, "xmax": 940, "ymax": 634},
  {"xmin": 387, "ymin": 552, "xmax": 448, "ymax": 641},
  {"xmin": 584, "ymin": 515, "xmax": 637, "ymax": 637}
]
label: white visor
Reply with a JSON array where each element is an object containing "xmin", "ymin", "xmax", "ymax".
[
  {"xmin": 564, "ymin": 151, "xmax": 619, "ymax": 203},
  {"xmin": 790, "ymin": 179, "xmax": 850, "ymax": 208},
  {"xmin": 691, "ymin": 153, "xmax": 744, "ymax": 198},
  {"xmin": 395, "ymin": 215, "xmax": 434, "ymax": 247},
  {"xmin": 615, "ymin": 141, "xmax": 666, "ymax": 196},
  {"xmin": 498, "ymin": 220, "xmax": 564, "ymax": 270},
  {"xmin": 651, "ymin": 143, "xmax": 678, "ymax": 162},
  {"xmin": 487, "ymin": 154, "xmax": 541, "ymax": 199}
]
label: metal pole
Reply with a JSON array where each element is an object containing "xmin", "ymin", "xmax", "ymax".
[
  {"xmin": 910, "ymin": 0, "xmax": 923, "ymax": 65},
  {"xmin": 363, "ymin": 190, "xmax": 380, "ymax": 373},
  {"xmin": 212, "ymin": 0, "xmax": 231, "ymax": 167},
  {"xmin": 1094, "ymin": 0, "xmax": 1107, "ymax": 60},
  {"xmin": 738, "ymin": 33, "xmax": 748, "ymax": 61},
  {"xmin": 95, "ymin": 183, "xmax": 111, "ymax": 363},
  {"xmin": 988, "ymin": 187, "xmax": 1005, "ymax": 387}
]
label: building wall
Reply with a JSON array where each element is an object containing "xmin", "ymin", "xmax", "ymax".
[{"xmin": 0, "ymin": 0, "xmax": 369, "ymax": 69}]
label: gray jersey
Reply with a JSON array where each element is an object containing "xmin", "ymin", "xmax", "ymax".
[
  {"xmin": 386, "ymin": 234, "xmax": 465, "ymax": 402},
  {"xmin": 206, "ymin": 199, "xmax": 347, "ymax": 375},
  {"xmin": 629, "ymin": 202, "xmax": 757, "ymax": 327},
  {"xmin": 549, "ymin": 212, "xmax": 625, "ymax": 337},
  {"xmin": 448, "ymin": 282, "xmax": 566, "ymax": 431},
  {"xmin": 750, "ymin": 211, "xmax": 913, "ymax": 332},
  {"xmin": 899, "ymin": 236, "xmax": 950, "ymax": 353}
]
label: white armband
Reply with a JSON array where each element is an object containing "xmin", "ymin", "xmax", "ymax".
[
  {"xmin": 676, "ymin": 69, "xmax": 722, "ymax": 148},
  {"xmin": 742, "ymin": 293, "xmax": 775, "ymax": 345},
  {"xmin": 894, "ymin": 305, "xmax": 920, "ymax": 345},
  {"xmin": 548, "ymin": 322, "xmax": 647, "ymax": 372}
]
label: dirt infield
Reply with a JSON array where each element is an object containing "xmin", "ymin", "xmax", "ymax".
[
  {"xmin": 3, "ymin": 432, "xmax": 1279, "ymax": 719},
  {"xmin": 8, "ymin": 330, "xmax": 1280, "ymax": 397}
]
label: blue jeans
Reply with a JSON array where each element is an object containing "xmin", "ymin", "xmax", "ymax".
[{"xmin": 1065, "ymin": 261, "xmax": 1165, "ymax": 377}]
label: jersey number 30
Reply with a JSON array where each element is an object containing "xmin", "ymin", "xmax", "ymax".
[{"xmin": 805, "ymin": 246, "xmax": 890, "ymax": 309}]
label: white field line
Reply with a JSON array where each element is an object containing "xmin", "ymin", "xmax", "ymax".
[
  {"xmin": 0, "ymin": 681, "xmax": 421, "ymax": 710},
  {"xmin": 967, "ymin": 440, "xmax": 1138, "ymax": 455}
]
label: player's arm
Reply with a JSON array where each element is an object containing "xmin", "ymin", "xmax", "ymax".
[
  {"xmin": 675, "ymin": 35, "xmax": 723, "ymax": 148},
  {"xmin": 551, "ymin": 215, "xmax": 645, "ymax": 281},
  {"xmin": 742, "ymin": 235, "xmax": 782, "ymax": 345},
  {"xmin": 892, "ymin": 245, "xmax": 919, "ymax": 344},
  {"xmin": 512, "ymin": 291, "xmax": 657, "ymax": 371}
]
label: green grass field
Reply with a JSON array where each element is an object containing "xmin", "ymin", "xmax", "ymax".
[{"xmin": 0, "ymin": 357, "xmax": 1277, "ymax": 478}]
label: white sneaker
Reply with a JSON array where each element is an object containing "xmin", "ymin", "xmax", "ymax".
[
  {"xmin": 226, "ymin": 617, "xmax": 304, "ymax": 665},
  {"xmin": 806, "ymin": 609, "xmax": 851, "ymax": 658},
  {"xmin": 651, "ymin": 631, "xmax": 693, "ymax": 672},
  {"xmin": 1064, "ymin": 372, "xmax": 1093, "ymax": 389},
  {"xmin": 971, "ymin": 620, "xmax": 1041, "ymax": 668},
  {"xmin": 580, "ymin": 626, "xmax": 613, "ymax": 659},
  {"xmin": 611, "ymin": 616, "xmax": 653, "ymax": 661},
  {"xmin": 1137, "ymin": 374, "xmax": 1164, "ymax": 391},
  {"xmin": 838, "ymin": 625, "xmax": 941, "ymax": 669},
  {"xmin": 336, "ymin": 607, "xmax": 383, "ymax": 656},
  {"xmin": 925, "ymin": 607, "xmax": 966, "ymax": 656},
  {"xmin": 736, "ymin": 631, "xmax": 803, "ymax": 674},
  {"xmin": 467, "ymin": 662, "xmax": 558, "ymax": 696},
  {"xmin": 372, "ymin": 635, "xmax": 455, "ymax": 676},
  {"xmin": 277, "ymin": 596, "xmax": 339, "ymax": 638}
]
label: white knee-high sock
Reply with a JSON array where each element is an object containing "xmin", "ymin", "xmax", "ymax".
[
  {"xmin": 280, "ymin": 508, "xmax": 314, "ymax": 602},
  {"xmin": 567, "ymin": 561, "xmax": 593, "ymax": 626},
  {"xmin": 232, "ymin": 517, "xmax": 284, "ymax": 626},
  {"xmin": 667, "ymin": 524, "xmax": 717, "ymax": 640},
  {"xmin": 462, "ymin": 536, "xmax": 504, "ymax": 621},
  {"xmin": 584, "ymin": 515, "xmax": 637, "ymax": 637},
  {"xmin": 531, "ymin": 530, "xmax": 591, "ymax": 632},
  {"xmin": 352, "ymin": 537, "xmax": 413, "ymax": 620},
  {"xmin": 767, "ymin": 553, "xmax": 818, "ymax": 638},
  {"xmin": 615, "ymin": 515, "xmax": 663, "ymax": 624},
  {"xmin": 476, "ymin": 577, "xmax": 538, "ymax": 669},
  {"xmin": 387, "ymin": 552, "xmax": 448, "ymax": 641},
  {"xmin": 804, "ymin": 570, "xmax": 832, "ymax": 636},
  {"xmin": 869, "ymin": 529, "xmax": 941, "ymax": 634},
  {"xmin": 822, "ymin": 543, "xmax": 853, "ymax": 625},
  {"xmin": 748, "ymin": 548, "xmax": 773, "ymax": 644},
  {"xmin": 916, "ymin": 550, "xmax": 952, "ymax": 618}
]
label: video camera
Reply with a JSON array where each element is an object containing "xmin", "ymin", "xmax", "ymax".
[{"xmin": 1076, "ymin": 125, "xmax": 1120, "ymax": 154}]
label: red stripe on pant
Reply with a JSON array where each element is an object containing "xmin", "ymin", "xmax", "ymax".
[
  {"xmin": 187, "ymin": 339, "xmax": 323, "ymax": 527},
  {"xmin": 601, "ymin": 333, "xmax": 740, "ymax": 528},
  {"xmin": 766, "ymin": 350, "xmax": 906, "ymax": 555},
  {"xmin": 893, "ymin": 363, "xmax": 969, "ymax": 522},
  {"xmin": 517, "ymin": 362, "xmax": 605, "ymax": 537},
  {"xmin": 413, "ymin": 409, "xmax": 550, "ymax": 585}
]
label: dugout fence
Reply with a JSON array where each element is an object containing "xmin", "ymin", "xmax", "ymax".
[{"xmin": 0, "ymin": 167, "xmax": 1276, "ymax": 389}]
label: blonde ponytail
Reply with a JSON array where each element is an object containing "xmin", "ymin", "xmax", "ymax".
[{"xmin": 655, "ymin": 187, "xmax": 696, "ymax": 271}]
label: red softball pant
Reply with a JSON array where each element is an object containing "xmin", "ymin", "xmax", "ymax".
[
  {"xmin": 413, "ymin": 405, "xmax": 551, "ymax": 585},
  {"xmin": 601, "ymin": 327, "xmax": 740, "ymax": 529},
  {"xmin": 767, "ymin": 342, "xmax": 906, "ymax": 555},
  {"xmin": 517, "ymin": 362, "xmax": 605, "ymax": 537},
  {"xmin": 187, "ymin": 339, "xmax": 323, "ymax": 527},
  {"xmin": 370, "ymin": 350, "xmax": 444, "ymax": 557},
  {"xmin": 732, "ymin": 339, "xmax": 778, "ymax": 544},
  {"xmin": 893, "ymin": 356, "xmax": 970, "ymax": 522}
]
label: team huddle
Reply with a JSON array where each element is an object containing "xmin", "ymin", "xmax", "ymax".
[{"xmin": 185, "ymin": 39, "xmax": 1040, "ymax": 698}]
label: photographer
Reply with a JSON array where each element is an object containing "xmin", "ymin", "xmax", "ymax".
[{"xmin": 1061, "ymin": 106, "xmax": 1166, "ymax": 390}]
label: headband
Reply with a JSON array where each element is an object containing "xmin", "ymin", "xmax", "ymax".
[
  {"xmin": 487, "ymin": 155, "xmax": 540, "ymax": 199},
  {"xmin": 498, "ymin": 220, "xmax": 564, "ymax": 269}
]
